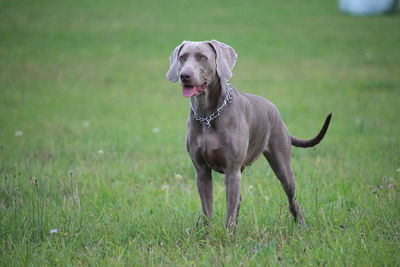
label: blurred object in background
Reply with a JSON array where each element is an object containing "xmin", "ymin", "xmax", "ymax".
[{"xmin": 339, "ymin": 0, "xmax": 399, "ymax": 15}]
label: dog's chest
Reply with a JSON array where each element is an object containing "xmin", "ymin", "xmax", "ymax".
[{"xmin": 196, "ymin": 132, "xmax": 227, "ymax": 173}]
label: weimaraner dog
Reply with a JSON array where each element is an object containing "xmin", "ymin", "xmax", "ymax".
[{"xmin": 166, "ymin": 40, "xmax": 331, "ymax": 228}]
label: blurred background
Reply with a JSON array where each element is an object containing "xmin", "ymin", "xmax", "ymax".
[
  {"xmin": 0, "ymin": 0, "xmax": 399, "ymax": 265},
  {"xmin": 1, "ymin": 0, "xmax": 399, "ymax": 154}
]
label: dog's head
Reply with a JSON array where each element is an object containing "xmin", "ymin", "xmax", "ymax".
[{"xmin": 166, "ymin": 40, "xmax": 237, "ymax": 98}]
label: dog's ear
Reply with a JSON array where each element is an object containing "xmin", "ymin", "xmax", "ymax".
[
  {"xmin": 166, "ymin": 41, "xmax": 187, "ymax": 82},
  {"xmin": 207, "ymin": 40, "xmax": 238, "ymax": 85}
]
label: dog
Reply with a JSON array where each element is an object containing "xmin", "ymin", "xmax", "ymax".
[{"xmin": 166, "ymin": 40, "xmax": 331, "ymax": 228}]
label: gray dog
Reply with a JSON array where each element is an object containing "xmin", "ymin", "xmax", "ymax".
[{"xmin": 166, "ymin": 40, "xmax": 331, "ymax": 228}]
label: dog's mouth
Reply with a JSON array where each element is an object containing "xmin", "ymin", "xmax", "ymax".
[{"xmin": 182, "ymin": 82, "xmax": 207, "ymax": 98}]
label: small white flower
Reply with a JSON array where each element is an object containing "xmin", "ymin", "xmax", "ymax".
[
  {"xmin": 152, "ymin": 127, "xmax": 160, "ymax": 133},
  {"xmin": 50, "ymin": 229, "xmax": 59, "ymax": 234},
  {"xmin": 73, "ymin": 195, "xmax": 80, "ymax": 204},
  {"xmin": 175, "ymin": 174, "xmax": 183, "ymax": 180},
  {"xmin": 161, "ymin": 184, "xmax": 169, "ymax": 191},
  {"xmin": 82, "ymin": 120, "xmax": 90, "ymax": 127},
  {"xmin": 14, "ymin": 131, "xmax": 23, "ymax": 137},
  {"xmin": 249, "ymin": 185, "xmax": 254, "ymax": 190},
  {"xmin": 98, "ymin": 150, "xmax": 104, "ymax": 155}
]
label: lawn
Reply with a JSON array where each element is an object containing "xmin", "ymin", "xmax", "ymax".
[{"xmin": 0, "ymin": 0, "xmax": 399, "ymax": 265}]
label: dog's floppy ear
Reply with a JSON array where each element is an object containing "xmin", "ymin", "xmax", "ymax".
[
  {"xmin": 166, "ymin": 41, "xmax": 188, "ymax": 82},
  {"xmin": 207, "ymin": 40, "xmax": 238, "ymax": 85}
]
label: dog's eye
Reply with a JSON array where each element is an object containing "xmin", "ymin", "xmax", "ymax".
[
  {"xmin": 179, "ymin": 54, "xmax": 188, "ymax": 61},
  {"xmin": 200, "ymin": 55, "xmax": 208, "ymax": 61}
]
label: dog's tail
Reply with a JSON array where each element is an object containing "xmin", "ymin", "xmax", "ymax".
[{"xmin": 290, "ymin": 113, "xmax": 332, "ymax": 148}]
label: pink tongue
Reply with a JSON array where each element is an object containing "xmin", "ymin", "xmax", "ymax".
[{"xmin": 182, "ymin": 86, "xmax": 201, "ymax": 97}]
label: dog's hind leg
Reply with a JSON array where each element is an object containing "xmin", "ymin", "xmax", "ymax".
[{"xmin": 263, "ymin": 133, "xmax": 306, "ymax": 226}]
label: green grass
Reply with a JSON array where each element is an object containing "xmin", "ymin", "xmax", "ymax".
[{"xmin": 1, "ymin": 0, "xmax": 399, "ymax": 265}]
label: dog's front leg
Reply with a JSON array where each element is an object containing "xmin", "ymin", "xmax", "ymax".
[
  {"xmin": 224, "ymin": 170, "xmax": 241, "ymax": 228},
  {"xmin": 196, "ymin": 166, "xmax": 213, "ymax": 218}
]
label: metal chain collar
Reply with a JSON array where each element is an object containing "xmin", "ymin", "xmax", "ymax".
[{"xmin": 190, "ymin": 84, "xmax": 233, "ymax": 128}]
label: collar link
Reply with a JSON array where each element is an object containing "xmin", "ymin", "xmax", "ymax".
[{"xmin": 190, "ymin": 83, "xmax": 233, "ymax": 128}]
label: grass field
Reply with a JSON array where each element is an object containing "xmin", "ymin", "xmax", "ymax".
[{"xmin": 1, "ymin": 0, "xmax": 400, "ymax": 265}]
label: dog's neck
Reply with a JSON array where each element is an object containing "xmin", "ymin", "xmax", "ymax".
[{"xmin": 191, "ymin": 79, "xmax": 226, "ymax": 117}]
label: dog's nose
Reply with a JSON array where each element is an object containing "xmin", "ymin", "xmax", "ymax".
[{"xmin": 180, "ymin": 71, "xmax": 192, "ymax": 83}]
